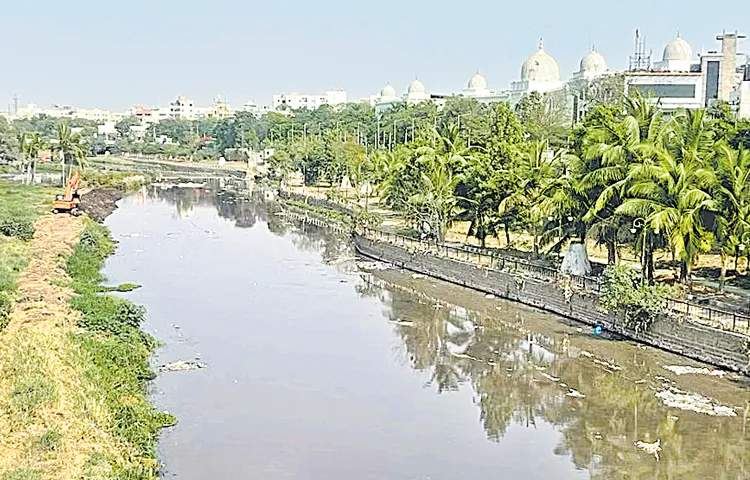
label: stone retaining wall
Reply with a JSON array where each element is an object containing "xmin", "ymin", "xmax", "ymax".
[{"xmin": 354, "ymin": 234, "xmax": 750, "ymax": 373}]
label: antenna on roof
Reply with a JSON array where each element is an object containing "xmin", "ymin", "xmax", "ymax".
[{"xmin": 629, "ymin": 29, "xmax": 651, "ymax": 71}]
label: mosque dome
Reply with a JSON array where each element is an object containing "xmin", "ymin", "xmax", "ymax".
[
  {"xmin": 380, "ymin": 83, "xmax": 397, "ymax": 98},
  {"xmin": 467, "ymin": 72, "xmax": 487, "ymax": 90},
  {"xmin": 579, "ymin": 49, "xmax": 607, "ymax": 73},
  {"xmin": 663, "ymin": 35, "xmax": 693, "ymax": 61},
  {"xmin": 521, "ymin": 39, "xmax": 561, "ymax": 82},
  {"xmin": 408, "ymin": 78, "xmax": 426, "ymax": 94}
]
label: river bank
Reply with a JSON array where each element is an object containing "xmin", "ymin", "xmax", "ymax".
[
  {"xmin": 277, "ymin": 190, "xmax": 750, "ymax": 374},
  {"xmin": 0, "ymin": 183, "xmax": 169, "ymax": 479}
]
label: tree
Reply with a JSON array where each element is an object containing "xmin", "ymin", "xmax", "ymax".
[
  {"xmin": 500, "ymin": 141, "xmax": 566, "ymax": 258},
  {"xmin": 53, "ymin": 124, "xmax": 88, "ymax": 185},
  {"xmin": 20, "ymin": 133, "xmax": 45, "ymax": 185},
  {"xmin": 618, "ymin": 110, "xmax": 718, "ymax": 284},
  {"xmin": 715, "ymin": 144, "xmax": 750, "ymax": 288}
]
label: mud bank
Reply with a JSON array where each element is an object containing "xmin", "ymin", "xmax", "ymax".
[{"xmin": 79, "ymin": 188, "xmax": 123, "ymax": 222}]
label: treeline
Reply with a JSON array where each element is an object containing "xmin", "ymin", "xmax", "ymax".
[{"xmin": 263, "ymin": 95, "xmax": 750, "ymax": 288}]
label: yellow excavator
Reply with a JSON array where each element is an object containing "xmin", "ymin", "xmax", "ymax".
[{"xmin": 51, "ymin": 171, "xmax": 81, "ymax": 215}]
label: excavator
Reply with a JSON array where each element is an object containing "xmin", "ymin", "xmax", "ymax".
[{"xmin": 51, "ymin": 171, "xmax": 81, "ymax": 215}]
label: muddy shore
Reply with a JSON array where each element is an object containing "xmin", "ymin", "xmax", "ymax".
[{"xmin": 79, "ymin": 188, "xmax": 123, "ymax": 222}]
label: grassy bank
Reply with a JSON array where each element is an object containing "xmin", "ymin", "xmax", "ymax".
[
  {"xmin": 0, "ymin": 182, "xmax": 171, "ymax": 479},
  {"xmin": 64, "ymin": 220, "xmax": 174, "ymax": 478},
  {"xmin": 0, "ymin": 183, "xmax": 56, "ymax": 330}
]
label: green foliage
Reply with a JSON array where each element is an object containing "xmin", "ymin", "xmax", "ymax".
[
  {"xmin": 65, "ymin": 220, "xmax": 175, "ymax": 475},
  {"xmin": 0, "ymin": 292, "xmax": 11, "ymax": 331},
  {"xmin": 10, "ymin": 376, "xmax": 57, "ymax": 416},
  {"xmin": 2, "ymin": 468, "xmax": 42, "ymax": 480},
  {"xmin": 0, "ymin": 218, "xmax": 35, "ymax": 241},
  {"xmin": 33, "ymin": 428, "xmax": 61, "ymax": 451},
  {"xmin": 599, "ymin": 265, "xmax": 674, "ymax": 333}
]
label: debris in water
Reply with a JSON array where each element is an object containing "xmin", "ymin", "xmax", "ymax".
[
  {"xmin": 389, "ymin": 319, "xmax": 415, "ymax": 327},
  {"xmin": 580, "ymin": 351, "xmax": 594, "ymax": 358},
  {"xmin": 662, "ymin": 365, "xmax": 726, "ymax": 378},
  {"xmin": 533, "ymin": 365, "xmax": 547, "ymax": 371},
  {"xmin": 541, "ymin": 373, "xmax": 560, "ymax": 382},
  {"xmin": 655, "ymin": 389, "xmax": 737, "ymax": 417},
  {"xmin": 121, "ymin": 233, "xmax": 140, "ymax": 238},
  {"xmin": 567, "ymin": 389, "xmax": 585, "ymax": 398},
  {"xmin": 411, "ymin": 273, "xmax": 425, "ymax": 279},
  {"xmin": 485, "ymin": 293, "xmax": 496, "ymax": 299},
  {"xmin": 158, "ymin": 361, "xmax": 206, "ymax": 373},
  {"xmin": 434, "ymin": 304, "xmax": 443, "ymax": 309},
  {"xmin": 635, "ymin": 440, "xmax": 661, "ymax": 461},
  {"xmin": 559, "ymin": 383, "xmax": 568, "ymax": 388},
  {"xmin": 593, "ymin": 359, "xmax": 623, "ymax": 371},
  {"xmin": 357, "ymin": 261, "xmax": 390, "ymax": 271}
]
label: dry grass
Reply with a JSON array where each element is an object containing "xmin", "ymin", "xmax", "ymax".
[{"xmin": 0, "ymin": 214, "xmax": 130, "ymax": 479}]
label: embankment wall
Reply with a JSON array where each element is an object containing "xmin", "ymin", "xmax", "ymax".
[{"xmin": 354, "ymin": 234, "xmax": 750, "ymax": 373}]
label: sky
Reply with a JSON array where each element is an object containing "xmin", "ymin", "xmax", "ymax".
[{"xmin": 0, "ymin": 0, "xmax": 748, "ymax": 112}]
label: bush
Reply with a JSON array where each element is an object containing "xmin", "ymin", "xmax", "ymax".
[
  {"xmin": 0, "ymin": 292, "xmax": 11, "ymax": 331},
  {"xmin": 0, "ymin": 218, "xmax": 34, "ymax": 241},
  {"xmin": 599, "ymin": 265, "xmax": 675, "ymax": 333}
]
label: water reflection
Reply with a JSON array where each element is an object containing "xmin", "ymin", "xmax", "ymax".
[
  {"xmin": 131, "ymin": 182, "xmax": 750, "ymax": 479},
  {"xmin": 363, "ymin": 272, "xmax": 750, "ymax": 479}
]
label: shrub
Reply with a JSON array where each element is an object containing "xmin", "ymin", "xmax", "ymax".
[
  {"xmin": 10, "ymin": 376, "xmax": 56, "ymax": 415},
  {"xmin": 599, "ymin": 265, "xmax": 675, "ymax": 333},
  {"xmin": 34, "ymin": 428, "xmax": 61, "ymax": 451},
  {"xmin": 0, "ymin": 292, "xmax": 11, "ymax": 331},
  {"xmin": 0, "ymin": 218, "xmax": 34, "ymax": 241}
]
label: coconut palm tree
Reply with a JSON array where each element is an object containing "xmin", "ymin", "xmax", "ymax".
[
  {"xmin": 617, "ymin": 128, "xmax": 718, "ymax": 284},
  {"xmin": 20, "ymin": 133, "xmax": 46, "ymax": 185},
  {"xmin": 499, "ymin": 141, "xmax": 566, "ymax": 258},
  {"xmin": 715, "ymin": 144, "xmax": 750, "ymax": 288},
  {"xmin": 54, "ymin": 124, "xmax": 88, "ymax": 185},
  {"xmin": 579, "ymin": 99, "xmax": 667, "ymax": 265}
]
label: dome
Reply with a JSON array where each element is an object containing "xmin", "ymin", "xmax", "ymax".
[
  {"xmin": 579, "ymin": 49, "xmax": 607, "ymax": 73},
  {"xmin": 521, "ymin": 39, "xmax": 560, "ymax": 82},
  {"xmin": 380, "ymin": 83, "xmax": 397, "ymax": 98},
  {"xmin": 663, "ymin": 35, "xmax": 693, "ymax": 61},
  {"xmin": 408, "ymin": 78, "xmax": 426, "ymax": 94},
  {"xmin": 467, "ymin": 72, "xmax": 487, "ymax": 90}
]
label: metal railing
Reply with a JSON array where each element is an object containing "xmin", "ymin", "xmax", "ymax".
[
  {"xmin": 360, "ymin": 227, "xmax": 601, "ymax": 293},
  {"xmin": 665, "ymin": 298, "xmax": 750, "ymax": 334},
  {"xmin": 360, "ymin": 227, "xmax": 750, "ymax": 335}
]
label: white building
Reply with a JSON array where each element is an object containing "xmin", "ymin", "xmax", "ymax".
[
  {"xmin": 511, "ymin": 40, "xmax": 566, "ymax": 98},
  {"xmin": 272, "ymin": 90, "xmax": 347, "ymax": 110}
]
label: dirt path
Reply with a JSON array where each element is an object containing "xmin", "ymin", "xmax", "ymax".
[{"xmin": 0, "ymin": 214, "xmax": 124, "ymax": 479}]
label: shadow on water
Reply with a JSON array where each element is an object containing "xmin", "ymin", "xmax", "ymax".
[{"xmin": 108, "ymin": 181, "xmax": 750, "ymax": 480}]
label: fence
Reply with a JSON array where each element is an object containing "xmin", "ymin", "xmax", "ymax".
[
  {"xmin": 277, "ymin": 192, "xmax": 750, "ymax": 336},
  {"xmin": 360, "ymin": 227, "xmax": 750, "ymax": 335},
  {"xmin": 665, "ymin": 298, "xmax": 750, "ymax": 334},
  {"xmin": 360, "ymin": 227, "xmax": 602, "ymax": 293}
]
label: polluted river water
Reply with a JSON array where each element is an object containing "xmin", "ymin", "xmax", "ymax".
[{"xmin": 102, "ymin": 182, "xmax": 750, "ymax": 479}]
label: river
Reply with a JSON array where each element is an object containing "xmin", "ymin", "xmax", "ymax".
[{"xmin": 102, "ymin": 182, "xmax": 750, "ymax": 479}]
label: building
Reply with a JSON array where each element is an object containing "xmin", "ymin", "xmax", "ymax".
[
  {"xmin": 272, "ymin": 90, "xmax": 347, "ymax": 110},
  {"xmin": 169, "ymin": 96, "xmax": 197, "ymax": 120}
]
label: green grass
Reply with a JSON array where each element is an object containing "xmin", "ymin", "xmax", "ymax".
[
  {"xmin": 66, "ymin": 219, "xmax": 175, "ymax": 477},
  {"xmin": 33, "ymin": 428, "xmax": 61, "ymax": 452},
  {"xmin": 0, "ymin": 182, "xmax": 55, "ymax": 330},
  {"xmin": 2, "ymin": 468, "xmax": 42, "ymax": 480}
]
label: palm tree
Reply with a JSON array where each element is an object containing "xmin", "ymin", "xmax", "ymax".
[
  {"xmin": 499, "ymin": 141, "xmax": 565, "ymax": 258},
  {"xmin": 54, "ymin": 124, "xmax": 88, "ymax": 185},
  {"xmin": 20, "ymin": 133, "xmax": 46, "ymax": 185},
  {"xmin": 579, "ymin": 99, "xmax": 666, "ymax": 265},
  {"xmin": 715, "ymin": 144, "xmax": 750, "ymax": 288},
  {"xmin": 617, "ymin": 113, "xmax": 718, "ymax": 284}
]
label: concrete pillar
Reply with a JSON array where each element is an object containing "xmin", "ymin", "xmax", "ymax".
[{"xmin": 717, "ymin": 33, "xmax": 742, "ymax": 102}]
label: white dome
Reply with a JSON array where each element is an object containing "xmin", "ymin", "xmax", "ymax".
[
  {"xmin": 408, "ymin": 78, "xmax": 426, "ymax": 94},
  {"xmin": 663, "ymin": 35, "xmax": 693, "ymax": 61},
  {"xmin": 521, "ymin": 40, "xmax": 560, "ymax": 82},
  {"xmin": 380, "ymin": 84, "xmax": 397, "ymax": 97},
  {"xmin": 467, "ymin": 72, "xmax": 487, "ymax": 90},
  {"xmin": 580, "ymin": 49, "xmax": 607, "ymax": 73}
]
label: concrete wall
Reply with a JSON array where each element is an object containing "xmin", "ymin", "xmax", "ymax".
[{"xmin": 355, "ymin": 235, "xmax": 750, "ymax": 373}]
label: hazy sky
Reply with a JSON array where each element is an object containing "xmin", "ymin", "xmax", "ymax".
[{"xmin": 1, "ymin": 0, "xmax": 747, "ymax": 111}]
